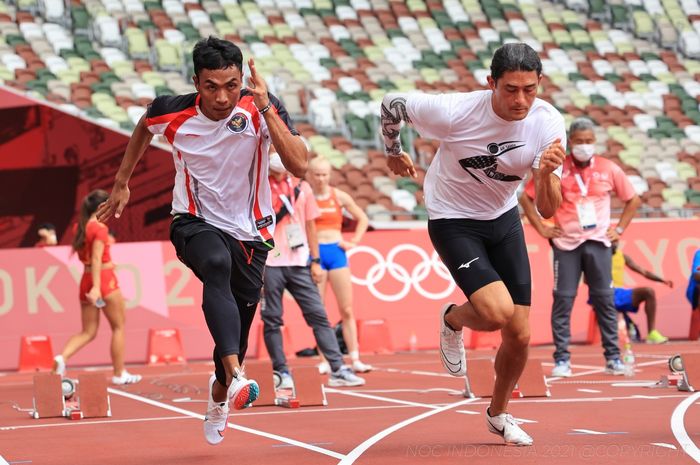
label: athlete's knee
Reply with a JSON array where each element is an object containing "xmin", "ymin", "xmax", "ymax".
[
  {"xmin": 503, "ymin": 328, "xmax": 530, "ymax": 349},
  {"xmin": 638, "ymin": 287, "xmax": 655, "ymax": 300},
  {"xmin": 199, "ymin": 252, "xmax": 231, "ymax": 276},
  {"xmin": 474, "ymin": 302, "xmax": 514, "ymax": 330}
]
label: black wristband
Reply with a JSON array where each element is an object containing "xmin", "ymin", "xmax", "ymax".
[
  {"xmin": 259, "ymin": 103, "xmax": 272, "ymax": 114},
  {"xmin": 310, "ymin": 257, "xmax": 321, "ymax": 264}
]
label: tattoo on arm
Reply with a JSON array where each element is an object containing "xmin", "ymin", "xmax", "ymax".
[{"xmin": 380, "ymin": 96, "xmax": 411, "ymax": 155}]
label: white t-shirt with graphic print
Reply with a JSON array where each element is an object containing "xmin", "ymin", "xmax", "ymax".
[{"xmin": 405, "ymin": 90, "xmax": 566, "ymax": 220}]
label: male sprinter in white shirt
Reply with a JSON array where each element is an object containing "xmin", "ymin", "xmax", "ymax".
[
  {"xmin": 96, "ymin": 37, "xmax": 308, "ymax": 445},
  {"xmin": 380, "ymin": 43, "xmax": 566, "ymax": 445}
]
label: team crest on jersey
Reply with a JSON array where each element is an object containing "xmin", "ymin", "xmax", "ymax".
[
  {"xmin": 458, "ymin": 140, "xmax": 525, "ymax": 184},
  {"xmin": 227, "ymin": 113, "xmax": 248, "ymax": 133}
]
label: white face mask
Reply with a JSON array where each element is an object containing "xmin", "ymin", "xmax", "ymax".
[
  {"xmin": 269, "ymin": 153, "xmax": 286, "ymax": 173},
  {"xmin": 571, "ymin": 144, "xmax": 595, "ymax": 162}
]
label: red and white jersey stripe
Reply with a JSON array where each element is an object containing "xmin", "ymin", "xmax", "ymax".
[{"xmin": 145, "ymin": 91, "xmax": 298, "ymax": 241}]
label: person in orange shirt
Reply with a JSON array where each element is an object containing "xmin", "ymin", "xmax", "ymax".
[
  {"xmin": 306, "ymin": 156, "xmax": 372, "ymax": 373},
  {"xmin": 521, "ymin": 117, "xmax": 641, "ymax": 377},
  {"xmin": 53, "ymin": 190, "xmax": 141, "ymax": 385}
]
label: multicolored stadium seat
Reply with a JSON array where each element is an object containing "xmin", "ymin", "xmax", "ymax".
[{"xmin": 1, "ymin": 0, "xmax": 699, "ymax": 220}]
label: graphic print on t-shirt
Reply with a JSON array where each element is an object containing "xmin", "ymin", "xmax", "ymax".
[{"xmin": 458, "ymin": 140, "xmax": 525, "ymax": 183}]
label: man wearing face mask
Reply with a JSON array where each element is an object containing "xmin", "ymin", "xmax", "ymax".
[
  {"xmin": 520, "ymin": 117, "xmax": 641, "ymax": 377},
  {"xmin": 262, "ymin": 151, "xmax": 366, "ymax": 389}
]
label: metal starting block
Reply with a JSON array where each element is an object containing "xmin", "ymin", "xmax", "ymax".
[
  {"xmin": 651, "ymin": 353, "xmax": 699, "ymax": 392},
  {"xmin": 244, "ymin": 362, "xmax": 327, "ymax": 408},
  {"xmin": 31, "ymin": 373, "xmax": 111, "ymax": 419}
]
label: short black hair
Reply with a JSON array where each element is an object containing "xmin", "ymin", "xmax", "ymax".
[
  {"xmin": 490, "ymin": 43, "xmax": 542, "ymax": 82},
  {"xmin": 38, "ymin": 223, "xmax": 55, "ymax": 231},
  {"xmin": 192, "ymin": 36, "xmax": 243, "ymax": 77}
]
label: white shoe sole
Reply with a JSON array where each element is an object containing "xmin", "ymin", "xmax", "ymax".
[{"xmin": 439, "ymin": 303, "xmax": 466, "ymax": 377}]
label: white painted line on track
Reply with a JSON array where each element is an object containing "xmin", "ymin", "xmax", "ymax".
[
  {"xmin": 455, "ymin": 410, "xmax": 479, "ymax": 415},
  {"xmin": 571, "ymin": 429, "xmax": 608, "ymax": 435},
  {"xmin": 325, "ymin": 388, "xmax": 441, "ymax": 409},
  {"xmin": 337, "ymin": 398, "xmax": 479, "ymax": 465},
  {"xmin": 671, "ymin": 391, "xmax": 700, "ymax": 463},
  {"xmin": 0, "ymin": 415, "xmax": 190, "ymax": 430},
  {"xmin": 108, "ymin": 387, "xmax": 346, "ymax": 460},
  {"xmin": 651, "ymin": 443, "xmax": 677, "ymax": 450},
  {"xmin": 577, "ymin": 389, "xmax": 602, "ymax": 393}
]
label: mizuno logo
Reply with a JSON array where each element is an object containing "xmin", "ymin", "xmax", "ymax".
[{"xmin": 458, "ymin": 258, "xmax": 479, "ymax": 270}]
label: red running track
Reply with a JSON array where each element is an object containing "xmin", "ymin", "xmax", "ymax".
[{"xmin": 1, "ymin": 342, "xmax": 699, "ymax": 465}]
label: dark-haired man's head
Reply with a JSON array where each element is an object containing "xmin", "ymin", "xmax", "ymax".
[
  {"xmin": 192, "ymin": 37, "xmax": 244, "ymax": 121},
  {"xmin": 487, "ymin": 43, "xmax": 543, "ymax": 121}
]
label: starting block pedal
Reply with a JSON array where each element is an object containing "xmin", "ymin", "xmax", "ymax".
[
  {"xmin": 463, "ymin": 358, "xmax": 495, "ymax": 398},
  {"xmin": 293, "ymin": 366, "xmax": 327, "ymax": 406},
  {"xmin": 31, "ymin": 373, "xmax": 66, "ymax": 419},
  {"xmin": 244, "ymin": 361, "xmax": 277, "ymax": 407},
  {"xmin": 516, "ymin": 359, "xmax": 551, "ymax": 397},
  {"xmin": 678, "ymin": 353, "xmax": 700, "ymax": 392},
  {"xmin": 77, "ymin": 374, "xmax": 111, "ymax": 418}
]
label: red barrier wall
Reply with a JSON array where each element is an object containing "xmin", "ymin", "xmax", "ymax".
[{"xmin": 0, "ymin": 219, "xmax": 698, "ymax": 370}]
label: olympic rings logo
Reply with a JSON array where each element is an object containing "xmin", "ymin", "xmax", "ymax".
[{"xmin": 346, "ymin": 244, "xmax": 456, "ymax": 302}]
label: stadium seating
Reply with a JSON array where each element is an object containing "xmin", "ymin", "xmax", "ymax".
[{"xmin": 0, "ymin": 0, "xmax": 699, "ymax": 220}]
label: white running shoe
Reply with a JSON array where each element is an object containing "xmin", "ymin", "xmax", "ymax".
[
  {"xmin": 352, "ymin": 360, "xmax": 373, "ymax": 373},
  {"xmin": 486, "ymin": 409, "xmax": 534, "ymax": 446},
  {"xmin": 439, "ymin": 303, "xmax": 466, "ymax": 376},
  {"xmin": 53, "ymin": 355, "xmax": 66, "ymax": 376},
  {"xmin": 203, "ymin": 374, "xmax": 229, "ymax": 446},
  {"xmin": 551, "ymin": 360, "xmax": 572, "ymax": 377},
  {"xmin": 278, "ymin": 372, "xmax": 294, "ymax": 390},
  {"xmin": 228, "ymin": 367, "xmax": 259, "ymax": 410},
  {"xmin": 317, "ymin": 361, "xmax": 331, "ymax": 375},
  {"xmin": 328, "ymin": 366, "xmax": 365, "ymax": 387},
  {"xmin": 112, "ymin": 370, "xmax": 142, "ymax": 385}
]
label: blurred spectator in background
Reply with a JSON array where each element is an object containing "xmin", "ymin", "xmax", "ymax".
[
  {"xmin": 262, "ymin": 152, "xmax": 365, "ymax": 389},
  {"xmin": 521, "ymin": 117, "xmax": 641, "ymax": 377},
  {"xmin": 306, "ymin": 156, "xmax": 372, "ymax": 374},
  {"xmin": 608, "ymin": 243, "xmax": 672, "ymax": 344},
  {"xmin": 53, "ymin": 190, "xmax": 141, "ymax": 385},
  {"xmin": 688, "ymin": 249, "xmax": 700, "ymax": 311},
  {"xmin": 35, "ymin": 223, "xmax": 57, "ymax": 247}
]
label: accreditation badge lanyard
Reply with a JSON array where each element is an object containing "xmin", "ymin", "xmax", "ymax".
[
  {"xmin": 272, "ymin": 176, "xmax": 305, "ymax": 249},
  {"xmin": 573, "ymin": 160, "xmax": 596, "ymax": 230}
]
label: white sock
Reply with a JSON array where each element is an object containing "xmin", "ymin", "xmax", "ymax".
[{"xmin": 350, "ymin": 351, "xmax": 360, "ymax": 362}]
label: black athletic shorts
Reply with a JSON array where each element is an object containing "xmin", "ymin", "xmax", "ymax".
[
  {"xmin": 428, "ymin": 206, "xmax": 531, "ymax": 306},
  {"xmin": 169, "ymin": 213, "xmax": 271, "ymax": 302}
]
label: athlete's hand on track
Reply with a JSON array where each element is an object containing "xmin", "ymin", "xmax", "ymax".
[
  {"xmin": 387, "ymin": 152, "xmax": 418, "ymax": 178},
  {"xmin": 246, "ymin": 58, "xmax": 269, "ymax": 110},
  {"xmin": 96, "ymin": 183, "xmax": 130, "ymax": 222},
  {"xmin": 539, "ymin": 138, "xmax": 566, "ymax": 175}
]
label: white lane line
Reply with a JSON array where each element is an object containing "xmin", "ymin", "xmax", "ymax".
[
  {"xmin": 325, "ymin": 388, "xmax": 441, "ymax": 409},
  {"xmin": 0, "ymin": 455, "xmax": 9, "ymax": 465},
  {"xmin": 612, "ymin": 382, "xmax": 658, "ymax": 388},
  {"xmin": 548, "ymin": 359, "xmax": 667, "ymax": 382},
  {"xmin": 455, "ymin": 410, "xmax": 480, "ymax": 415},
  {"xmin": 0, "ymin": 415, "xmax": 191, "ymax": 430},
  {"xmin": 671, "ymin": 391, "xmax": 700, "ymax": 463},
  {"xmin": 571, "ymin": 429, "xmax": 608, "ymax": 435},
  {"xmin": 651, "ymin": 443, "xmax": 677, "ymax": 450},
  {"xmin": 630, "ymin": 395, "xmax": 661, "ymax": 399},
  {"xmin": 108, "ymin": 388, "xmax": 345, "ymax": 460},
  {"xmin": 577, "ymin": 389, "xmax": 602, "ymax": 393},
  {"xmin": 341, "ymin": 388, "xmax": 462, "ymax": 395},
  {"xmin": 514, "ymin": 418, "xmax": 538, "ymax": 424},
  {"xmin": 337, "ymin": 398, "xmax": 479, "ymax": 465}
]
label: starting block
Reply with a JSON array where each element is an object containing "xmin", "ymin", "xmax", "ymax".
[
  {"xmin": 516, "ymin": 359, "xmax": 551, "ymax": 397},
  {"xmin": 463, "ymin": 358, "xmax": 495, "ymax": 398},
  {"xmin": 652, "ymin": 353, "xmax": 700, "ymax": 392},
  {"xmin": 77, "ymin": 373, "xmax": 111, "ymax": 418},
  {"xmin": 244, "ymin": 361, "xmax": 277, "ymax": 406},
  {"xmin": 244, "ymin": 363, "xmax": 327, "ymax": 408},
  {"xmin": 31, "ymin": 373, "xmax": 111, "ymax": 419},
  {"xmin": 291, "ymin": 366, "xmax": 327, "ymax": 406},
  {"xmin": 147, "ymin": 328, "xmax": 186, "ymax": 365},
  {"xmin": 31, "ymin": 373, "xmax": 66, "ymax": 418}
]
